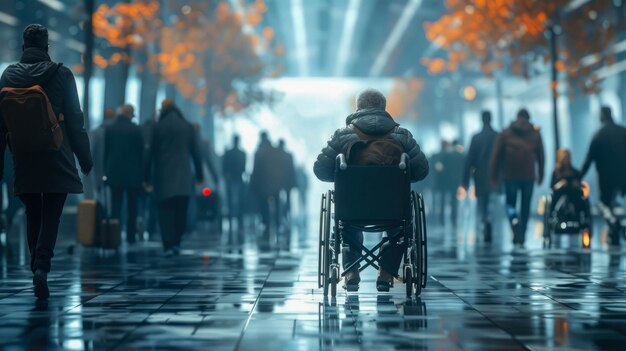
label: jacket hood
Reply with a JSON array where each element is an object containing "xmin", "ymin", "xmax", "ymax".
[
  {"xmin": 1, "ymin": 48, "xmax": 59, "ymax": 88},
  {"xmin": 159, "ymin": 105, "xmax": 185, "ymax": 121},
  {"xmin": 345, "ymin": 108, "xmax": 398, "ymax": 136},
  {"xmin": 510, "ymin": 118, "xmax": 534, "ymax": 136}
]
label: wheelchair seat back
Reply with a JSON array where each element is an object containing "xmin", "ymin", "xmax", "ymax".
[{"xmin": 334, "ymin": 165, "xmax": 411, "ymax": 224}]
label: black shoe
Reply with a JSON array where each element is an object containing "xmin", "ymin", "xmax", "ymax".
[
  {"xmin": 376, "ymin": 269, "xmax": 394, "ymax": 292},
  {"xmin": 376, "ymin": 281, "xmax": 392, "ymax": 292},
  {"xmin": 343, "ymin": 269, "xmax": 360, "ymax": 292},
  {"xmin": 33, "ymin": 270, "xmax": 49, "ymax": 300}
]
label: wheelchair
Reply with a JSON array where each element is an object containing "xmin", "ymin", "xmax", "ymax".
[
  {"xmin": 318, "ymin": 153, "xmax": 427, "ymax": 298},
  {"xmin": 542, "ymin": 181, "xmax": 592, "ymax": 249}
]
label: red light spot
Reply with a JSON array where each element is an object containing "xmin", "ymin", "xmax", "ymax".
[{"xmin": 202, "ymin": 187, "xmax": 212, "ymax": 197}]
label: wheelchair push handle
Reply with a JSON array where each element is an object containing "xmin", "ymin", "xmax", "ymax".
[
  {"xmin": 399, "ymin": 153, "xmax": 409, "ymax": 170},
  {"xmin": 337, "ymin": 154, "xmax": 348, "ymax": 170}
]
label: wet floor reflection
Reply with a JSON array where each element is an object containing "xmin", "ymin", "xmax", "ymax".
[{"xmin": 1, "ymin": 212, "xmax": 626, "ymax": 350}]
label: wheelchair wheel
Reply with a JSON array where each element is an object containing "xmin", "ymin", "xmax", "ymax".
[
  {"xmin": 318, "ymin": 192, "xmax": 332, "ymax": 296},
  {"xmin": 404, "ymin": 265, "xmax": 413, "ymax": 298},
  {"xmin": 407, "ymin": 192, "xmax": 427, "ymax": 298},
  {"xmin": 416, "ymin": 193, "xmax": 428, "ymax": 291},
  {"xmin": 330, "ymin": 265, "xmax": 338, "ymax": 297}
]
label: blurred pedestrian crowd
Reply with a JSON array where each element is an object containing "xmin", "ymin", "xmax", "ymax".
[{"xmin": 420, "ymin": 107, "xmax": 626, "ymax": 249}]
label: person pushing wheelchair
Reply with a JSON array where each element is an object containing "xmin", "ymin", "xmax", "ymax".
[{"xmin": 313, "ymin": 89, "xmax": 429, "ymax": 291}]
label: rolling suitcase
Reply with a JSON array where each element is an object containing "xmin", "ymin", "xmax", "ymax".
[
  {"xmin": 77, "ymin": 200, "xmax": 98, "ymax": 246},
  {"xmin": 98, "ymin": 185, "xmax": 121, "ymax": 249}
]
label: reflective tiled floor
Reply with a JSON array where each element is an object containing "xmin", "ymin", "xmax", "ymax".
[{"xmin": 1, "ymin": 210, "xmax": 626, "ymax": 350}]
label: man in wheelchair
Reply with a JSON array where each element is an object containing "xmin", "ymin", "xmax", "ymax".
[{"xmin": 313, "ymin": 89, "xmax": 428, "ymax": 292}]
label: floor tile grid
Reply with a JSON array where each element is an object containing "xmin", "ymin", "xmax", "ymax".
[{"xmin": 232, "ymin": 257, "xmax": 277, "ymax": 351}]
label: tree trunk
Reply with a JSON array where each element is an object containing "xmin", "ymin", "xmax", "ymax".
[
  {"xmin": 83, "ymin": 0, "xmax": 95, "ymax": 130},
  {"xmin": 103, "ymin": 46, "xmax": 131, "ymax": 111},
  {"xmin": 138, "ymin": 47, "xmax": 159, "ymax": 124},
  {"xmin": 549, "ymin": 23, "xmax": 560, "ymax": 153},
  {"xmin": 495, "ymin": 76, "xmax": 505, "ymax": 129}
]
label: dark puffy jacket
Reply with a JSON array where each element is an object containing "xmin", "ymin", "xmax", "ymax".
[
  {"xmin": 0, "ymin": 48, "xmax": 92, "ymax": 195},
  {"xmin": 313, "ymin": 108, "xmax": 429, "ymax": 182},
  {"xmin": 490, "ymin": 118, "xmax": 544, "ymax": 183},
  {"xmin": 581, "ymin": 120, "xmax": 626, "ymax": 194}
]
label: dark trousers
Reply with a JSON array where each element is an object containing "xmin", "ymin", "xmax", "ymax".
[
  {"xmin": 19, "ymin": 193, "xmax": 67, "ymax": 273},
  {"xmin": 477, "ymin": 192, "xmax": 494, "ymax": 225},
  {"xmin": 111, "ymin": 186, "xmax": 139, "ymax": 243},
  {"xmin": 259, "ymin": 194, "xmax": 279, "ymax": 234},
  {"xmin": 342, "ymin": 226, "xmax": 405, "ymax": 276},
  {"xmin": 158, "ymin": 196, "xmax": 189, "ymax": 250},
  {"xmin": 598, "ymin": 184, "xmax": 623, "ymax": 244},
  {"xmin": 504, "ymin": 180, "xmax": 534, "ymax": 244},
  {"xmin": 226, "ymin": 180, "xmax": 243, "ymax": 229},
  {"xmin": 435, "ymin": 190, "xmax": 458, "ymax": 225}
]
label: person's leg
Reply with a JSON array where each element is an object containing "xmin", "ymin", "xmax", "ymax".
[
  {"xmin": 341, "ymin": 226, "xmax": 363, "ymax": 272},
  {"xmin": 341, "ymin": 225, "xmax": 363, "ymax": 289},
  {"xmin": 19, "ymin": 194, "xmax": 43, "ymax": 273},
  {"xmin": 477, "ymin": 195, "xmax": 487, "ymax": 225},
  {"xmin": 449, "ymin": 190, "xmax": 458, "ymax": 226},
  {"xmin": 599, "ymin": 186, "xmax": 620, "ymax": 245},
  {"xmin": 110, "ymin": 187, "xmax": 123, "ymax": 223},
  {"xmin": 379, "ymin": 229, "xmax": 405, "ymax": 277},
  {"xmin": 504, "ymin": 181, "xmax": 520, "ymax": 244},
  {"xmin": 147, "ymin": 193, "xmax": 159, "ymax": 235},
  {"xmin": 126, "ymin": 188, "xmax": 139, "ymax": 243},
  {"xmin": 518, "ymin": 181, "xmax": 534, "ymax": 246},
  {"xmin": 233, "ymin": 181, "xmax": 243, "ymax": 231},
  {"xmin": 158, "ymin": 199, "xmax": 176, "ymax": 251},
  {"xmin": 174, "ymin": 196, "xmax": 189, "ymax": 248},
  {"xmin": 437, "ymin": 191, "xmax": 445, "ymax": 224},
  {"xmin": 225, "ymin": 182, "xmax": 234, "ymax": 231},
  {"xmin": 35, "ymin": 193, "xmax": 67, "ymax": 273}
]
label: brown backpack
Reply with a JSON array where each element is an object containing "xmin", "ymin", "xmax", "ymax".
[
  {"xmin": 0, "ymin": 65, "xmax": 64, "ymax": 154},
  {"xmin": 346, "ymin": 125, "xmax": 404, "ymax": 166}
]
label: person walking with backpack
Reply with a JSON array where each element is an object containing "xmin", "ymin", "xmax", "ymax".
[
  {"xmin": 313, "ymin": 88, "xmax": 428, "ymax": 292},
  {"xmin": 104, "ymin": 104, "xmax": 144, "ymax": 244},
  {"xmin": 0, "ymin": 24, "xmax": 93, "ymax": 300},
  {"xmin": 490, "ymin": 108, "xmax": 544, "ymax": 249}
]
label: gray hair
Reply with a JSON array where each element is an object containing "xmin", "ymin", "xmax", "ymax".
[{"xmin": 356, "ymin": 88, "xmax": 386, "ymax": 110}]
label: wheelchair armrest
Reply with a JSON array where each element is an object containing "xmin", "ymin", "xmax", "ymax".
[
  {"xmin": 337, "ymin": 154, "xmax": 348, "ymax": 170},
  {"xmin": 399, "ymin": 153, "xmax": 409, "ymax": 170}
]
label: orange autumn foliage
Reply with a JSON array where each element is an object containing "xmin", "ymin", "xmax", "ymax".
[
  {"xmin": 387, "ymin": 78, "xmax": 424, "ymax": 120},
  {"xmin": 93, "ymin": 0, "xmax": 283, "ymax": 114},
  {"xmin": 423, "ymin": 0, "xmax": 622, "ymax": 94}
]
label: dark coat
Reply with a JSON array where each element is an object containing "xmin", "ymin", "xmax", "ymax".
[
  {"xmin": 490, "ymin": 118, "xmax": 544, "ymax": 183},
  {"xmin": 146, "ymin": 106, "xmax": 203, "ymax": 202},
  {"xmin": 104, "ymin": 116, "xmax": 144, "ymax": 189},
  {"xmin": 277, "ymin": 147, "xmax": 296, "ymax": 191},
  {"xmin": 313, "ymin": 108, "xmax": 429, "ymax": 182},
  {"xmin": 581, "ymin": 120, "xmax": 626, "ymax": 194},
  {"xmin": 463, "ymin": 126, "xmax": 498, "ymax": 196},
  {"xmin": 88, "ymin": 118, "xmax": 114, "ymax": 193},
  {"xmin": 0, "ymin": 48, "xmax": 92, "ymax": 195},
  {"xmin": 250, "ymin": 141, "xmax": 281, "ymax": 198},
  {"xmin": 442, "ymin": 147, "xmax": 465, "ymax": 190},
  {"xmin": 222, "ymin": 146, "xmax": 246, "ymax": 182}
]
